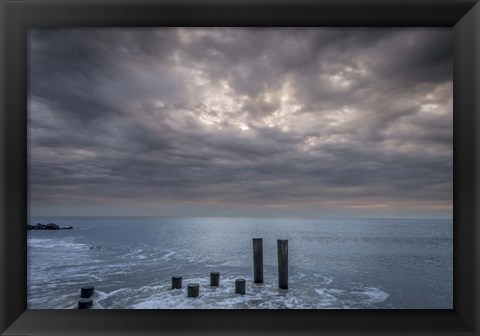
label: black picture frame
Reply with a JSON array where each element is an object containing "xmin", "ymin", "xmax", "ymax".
[{"xmin": 1, "ymin": 0, "xmax": 479, "ymax": 335}]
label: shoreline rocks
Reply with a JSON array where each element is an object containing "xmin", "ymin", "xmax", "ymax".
[{"xmin": 27, "ymin": 223, "xmax": 73, "ymax": 230}]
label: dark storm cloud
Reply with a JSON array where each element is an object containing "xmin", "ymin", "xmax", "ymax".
[{"xmin": 28, "ymin": 28, "xmax": 453, "ymax": 216}]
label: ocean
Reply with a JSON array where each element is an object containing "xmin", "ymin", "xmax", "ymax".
[{"xmin": 27, "ymin": 217, "xmax": 453, "ymax": 309}]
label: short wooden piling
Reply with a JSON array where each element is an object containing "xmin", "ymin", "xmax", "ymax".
[
  {"xmin": 277, "ymin": 239, "xmax": 288, "ymax": 289},
  {"xmin": 253, "ymin": 238, "xmax": 263, "ymax": 283},
  {"xmin": 235, "ymin": 278, "xmax": 246, "ymax": 295},
  {"xmin": 187, "ymin": 283, "xmax": 200, "ymax": 298},
  {"xmin": 210, "ymin": 272, "xmax": 220, "ymax": 286},
  {"xmin": 78, "ymin": 298, "xmax": 93, "ymax": 309},
  {"xmin": 80, "ymin": 286, "xmax": 94, "ymax": 298},
  {"xmin": 172, "ymin": 276, "xmax": 182, "ymax": 289}
]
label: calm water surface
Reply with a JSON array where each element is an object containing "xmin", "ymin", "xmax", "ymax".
[{"xmin": 27, "ymin": 217, "xmax": 452, "ymax": 309}]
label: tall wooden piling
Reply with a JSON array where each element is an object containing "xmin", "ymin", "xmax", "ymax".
[
  {"xmin": 277, "ymin": 239, "xmax": 288, "ymax": 289},
  {"xmin": 172, "ymin": 276, "xmax": 182, "ymax": 289},
  {"xmin": 187, "ymin": 283, "xmax": 200, "ymax": 298},
  {"xmin": 210, "ymin": 272, "xmax": 220, "ymax": 286},
  {"xmin": 235, "ymin": 278, "xmax": 246, "ymax": 295},
  {"xmin": 253, "ymin": 238, "xmax": 264, "ymax": 283}
]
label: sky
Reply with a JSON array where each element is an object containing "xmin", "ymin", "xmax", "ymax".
[{"xmin": 28, "ymin": 28, "xmax": 453, "ymax": 218}]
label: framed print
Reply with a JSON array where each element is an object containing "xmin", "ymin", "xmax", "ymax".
[{"xmin": 1, "ymin": 0, "xmax": 479, "ymax": 335}]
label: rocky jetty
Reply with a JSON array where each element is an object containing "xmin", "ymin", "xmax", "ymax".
[{"xmin": 27, "ymin": 223, "xmax": 73, "ymax": 230}]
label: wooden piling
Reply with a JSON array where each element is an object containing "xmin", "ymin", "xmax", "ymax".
[
  {"xmin": 235, "ymin": 278, "xmax": 246, "ymax": 295},
  {"xmin": 78, "ymin": 298, "xmax": 93, "ymax": 309},
  {"xmin": 277, "ymin": 239, "xmax": 288, "ymax": 289},
  {"xmin": 210, "ymin": 272, "xmax": 220, "ymax": 286},
  {"xmin": 80, "ymin": 286, "xmax": 94, "ymax": 298},
  {"xmin": 187, "ymin": 283, "xmax": 200, "ymax": 298},
  {"xmin": 253, "ymin": 238, "xmax": 263, "ymax": 283},
  {"xmin": 172, "ymin": 276, "xmax": 182, "ymax": 289}
]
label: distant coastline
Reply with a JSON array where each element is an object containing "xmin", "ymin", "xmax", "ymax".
[{"xmin": 27, "ymin": 223, "xmax": 73, "ymax": 230}]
